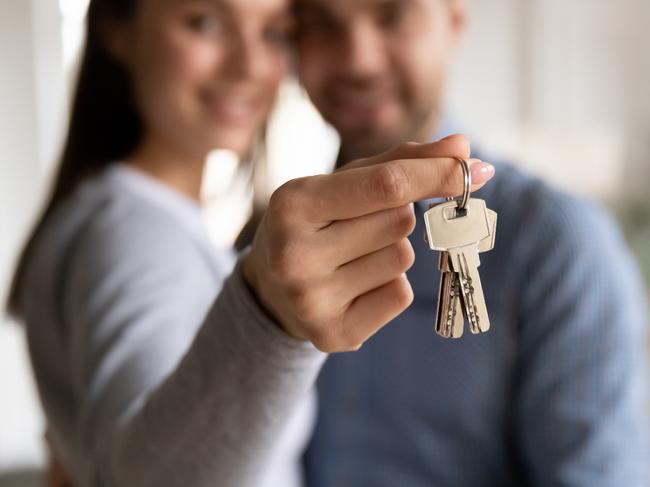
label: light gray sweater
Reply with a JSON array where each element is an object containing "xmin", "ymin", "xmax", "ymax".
[{"xmin": 21, "ymin": 164, "xmax": 326, "ymax": 486}]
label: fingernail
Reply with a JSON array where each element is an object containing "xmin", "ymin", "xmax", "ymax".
[{"xmin": 470, "ymin": 161, "xmax": 495, "ymax": 183}]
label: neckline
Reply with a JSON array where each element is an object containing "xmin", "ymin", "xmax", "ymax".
[{"xmin": 105, "ymin": 162, "xmax": 208, "ymax": 242}]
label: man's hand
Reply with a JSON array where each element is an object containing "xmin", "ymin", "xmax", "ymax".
[{"xmin": 243, "ymin": 135, "xmax": 495, "ymax": 352}]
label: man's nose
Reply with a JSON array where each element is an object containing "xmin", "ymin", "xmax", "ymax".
[{"xmin": 339, "ymin": 21, "xmax": 388, "ymax": 77}]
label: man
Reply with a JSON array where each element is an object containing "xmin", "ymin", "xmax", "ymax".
[{"xmin": 282, "ymin": 0, "xmax": 648, "ymax": 485}]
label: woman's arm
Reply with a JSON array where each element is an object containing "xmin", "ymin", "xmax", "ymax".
[{"xmin": 63, "ymin": 209, "xmax": 325, "ymax": 487}]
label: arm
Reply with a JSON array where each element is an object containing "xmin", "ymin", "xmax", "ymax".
[
  {"xmin": 64, "ymin": 213, "xmax": 325, "ymax": 487},
  {"xmin": 513, "ymin": 191, "xmax": 649, "ymax": 487}
]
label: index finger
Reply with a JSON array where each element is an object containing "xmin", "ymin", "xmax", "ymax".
[{"xmin": 301, "ymin": 157, "xmax": 495, "ymax": 224}]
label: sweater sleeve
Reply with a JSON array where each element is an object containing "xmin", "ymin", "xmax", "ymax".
[
  {"xmin": 61, "ymin": 206, "xmax": 326, "ymax": 487},
  {"xmin": 511, "ymin": 188, "xmax": 649, "ymax": 487}
]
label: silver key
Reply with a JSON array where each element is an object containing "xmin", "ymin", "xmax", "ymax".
[
  {"xmin": 425, "ymin": 198, "xmax": 494, "ymax": 336},
  {"xmin": 436, "ymin": 252, "xmax": 464, "ymax": 338},
  {"xmin": 437, "ymin": 208, "xmax": 494, "ymax": 337},
  {"xmin": 448, "ymin": 246, "xmax": 490, "ymax": 333}
]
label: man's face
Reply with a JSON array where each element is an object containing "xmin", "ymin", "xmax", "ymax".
[{"xmin": 295, "ymin": 0, "xmax": 466, "ymax": 159}]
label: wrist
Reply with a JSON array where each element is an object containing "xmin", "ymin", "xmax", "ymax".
[{"xmin": 241, "ymin": 254, "xmax": 304, "ymax": 341}]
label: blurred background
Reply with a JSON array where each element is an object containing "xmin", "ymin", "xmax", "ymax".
[{"xmin": 1, "ymin": 0, "xmax": 649, "ymax": 484}]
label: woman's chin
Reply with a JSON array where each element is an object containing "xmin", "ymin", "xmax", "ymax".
[{"xmin": 205, "ymin": 131, "xmax": 258, "ymax": 157}]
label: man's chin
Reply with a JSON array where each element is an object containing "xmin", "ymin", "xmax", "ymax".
[{"xmin": 338, "ymin": 124, "xmax": 408, "ymax": 160}]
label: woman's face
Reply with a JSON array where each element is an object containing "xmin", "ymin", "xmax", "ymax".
[{"xmin": 116, "ymin": 0, "xmax": 292, "ymax": 157}]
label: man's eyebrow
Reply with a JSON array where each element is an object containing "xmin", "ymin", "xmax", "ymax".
[
  {"xmin": 171, "ymin": 0, "xmax": 229, "ymax": 10},
  {"xmin": 294, "ymin": 0, "xmax": 335, "ymax": 18}
]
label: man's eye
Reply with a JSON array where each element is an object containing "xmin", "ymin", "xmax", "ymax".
[
  {"xmin": 296, "ymin": 9, "xmax": 339, "ymax": 37},
  {"xmin": 186, "ymin": 14, "xmax": 221, "ymax": 34},
  {"xmin": 376, "ymin": 2, "xmax": 410, "ymax": 30}
]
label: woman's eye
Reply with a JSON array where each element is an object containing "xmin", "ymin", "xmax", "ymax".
[{"xmin": 185, "ymin": 13, "xmax": 221, "ymax": 35}]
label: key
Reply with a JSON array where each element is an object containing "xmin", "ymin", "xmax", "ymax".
[
  {"xmin": 436, "ymin": 252, "xmax": 463, "ymax": 338},
  {"xmin": 425, "ymin": 198, "xmax": 494, "ymax": 336},
  {"xmin": 452, "ymin": 207, "xmax": 495, "ymax": 334},
  {"xmin": 448, "ymin": 246, "xmax": 490, "ymax": 333},
  {"xmin": 435, "ymin": 252, "xmax": 464, "ymax": 338}
]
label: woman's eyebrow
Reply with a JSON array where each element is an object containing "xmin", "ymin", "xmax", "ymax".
[{"xmin": 170, "ymin": 0, "xmax": 228, "ymax": 11}]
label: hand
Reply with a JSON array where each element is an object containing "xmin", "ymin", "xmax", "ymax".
[{"xmin": 243, "ymin": 135, "xmax": 495, "ymax": 352}]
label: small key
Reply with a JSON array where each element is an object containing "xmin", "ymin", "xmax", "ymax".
[
  {"xmin": 448, "ymin": 246, "xmax": 490, "ymax": 333},
  {"xmin": 435, "ymin": 252, "xmax": 464, "ymax": 338},
  {"xmin": 453, "ymin": 207, "xmax": 495, "ymax": 334},
  {"xmin": 425, "ymin": 199, "xmax": 495, "ymax": 336}
]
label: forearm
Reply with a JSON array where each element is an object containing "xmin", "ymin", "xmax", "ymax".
[{"xmin": 91, "ymin": 262, "xmax": 326, "ymax": 487}]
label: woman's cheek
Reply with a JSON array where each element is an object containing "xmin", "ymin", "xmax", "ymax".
[{"xmin": 167, "ymin": 38, "xmax": 223, "ymax": 85}]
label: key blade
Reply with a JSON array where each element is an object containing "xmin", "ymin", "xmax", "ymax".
[
  {"xmin": 449, "ymin": 246, "xmax": 491, "ymax": 334},
  {"xmin": 435, "ymin": 268, "xmax": 464, "ymax": 338}
]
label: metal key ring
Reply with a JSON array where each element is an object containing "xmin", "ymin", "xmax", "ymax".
[{"xmin": 445, "ymin": 157, "xmax": 471, "ymax": 212}]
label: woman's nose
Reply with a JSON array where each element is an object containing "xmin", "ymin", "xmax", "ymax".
[{"xmin": 225, "ymin": 31, "xmax": 276, "ymax": 82}]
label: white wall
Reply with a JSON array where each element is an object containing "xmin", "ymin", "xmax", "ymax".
[
  {"xmin": 446, "ymin": 0, "xmax": 646, "ymax": 200},
  {"xmin": 0, "ymin": 0, "xmax": 56, "ymax": 473}
]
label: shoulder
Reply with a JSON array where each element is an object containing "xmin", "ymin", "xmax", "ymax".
[
  {"xmin": 477, "ymin": 158, "xmax": 628, "ymax": 263},
  {"xmin": 28, "ymin": 167, "xmax": 215, "ymax": 303},
  {"xmin": 479, "ymin": 158, "xmax": 646, "ymax": 321},
  {"xmin": 67, "ymin": 173, "xmax": 197, "ymax": 266}
]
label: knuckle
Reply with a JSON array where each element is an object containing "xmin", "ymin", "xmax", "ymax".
[
  {"xmin": 391, "ymin": 205, "xmax": 416, "ymax": 236},
  {"xmin": 289, "ymin": 286, "xmax": 320, "ymax": 323},
  {"xmin": 394, "ymin": 141, "xmax": 419, "ymax": 157},
  {"xmin": 310, "ymin": 329, "xmax": 339, "ymax": 353},
  {"xmin": 268, "ymin": 238, "xmax": 296, "ymax": 280},
  {"xmin": 393, "ymin": 239, "xmax": 415, "ymax": 271},
  {"xmin": 268, "ymin": 237, "xmax": 312, "ymax": 285},
  {"xmin": 372, "ymin": 163, "xmax": 410, "ymax": 205},
  {"xmin": 394, "ymin": 275, "xmax": 415, "ymax": 309},
  {"xmin": 268, "ymin": 179, "xmax": 307, "ymax": 220},
  {"xmin": 438, "ymin": 159, "xmax": 461, "ymax": 193},
  {"xmin": 335, "ymin": 319, "xmax": 368, "ymax": 353},
  {"xmin": 339, "ymin": 332, "xmax": 365, "ymax": 353},
  {"xmin": 450, "ymin": 134, "xmax": 471, "ymax": 156},
  {"xmin": 310, "ymin": 319, "xmax": 363, "ymax": 353}
]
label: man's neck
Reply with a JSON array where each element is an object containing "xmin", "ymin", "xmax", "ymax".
[{"xmin": 336, "ymin": 115, "xmax": 442, "ymax": 168}]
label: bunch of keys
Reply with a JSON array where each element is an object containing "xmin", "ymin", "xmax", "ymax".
[{"xmin": 423, "ymin": 158, "xmax": 497, "ymax": 339}]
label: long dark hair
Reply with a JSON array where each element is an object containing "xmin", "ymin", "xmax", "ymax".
[{"xmin": 6, "ymin": 0, "xmax": 141, "ymax": 318}]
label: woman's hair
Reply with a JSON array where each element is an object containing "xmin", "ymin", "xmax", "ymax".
[{"xmin": 6, "ymin": 0, "xmax": 142, "ymax": 318}]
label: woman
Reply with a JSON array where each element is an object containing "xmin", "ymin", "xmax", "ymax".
[{"xmin": 7, "ymin": 0, "xmax": 326, "ymax": 485}]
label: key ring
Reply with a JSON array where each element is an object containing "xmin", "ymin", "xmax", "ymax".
[{"xmin": 445, "ymin": 157, "xmax": 471, "ymax": 213}]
